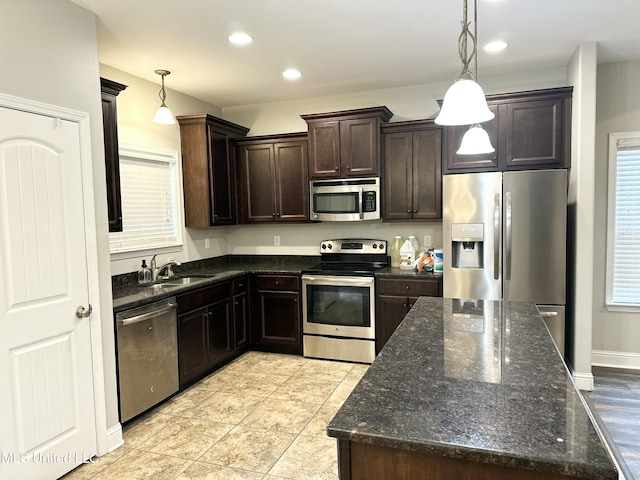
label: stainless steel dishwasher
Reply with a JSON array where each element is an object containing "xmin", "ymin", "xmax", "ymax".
[{"xmin": 116, "ymin": 297, "xmax": 179, "ymax": 422}]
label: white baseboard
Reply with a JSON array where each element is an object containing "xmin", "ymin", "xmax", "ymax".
[
  {"xmin": 103, "ymin": 423, "xmax": 124, "ymax": 454},
  {"xmin": 572, "ymin": 370, "xmax": 595, "ymax": 391},
  {"xmin": 592, "ymin": 350, "xmax": 640, "ymax": 371}
]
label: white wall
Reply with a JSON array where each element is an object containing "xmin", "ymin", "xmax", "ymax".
[
  {"xmin": 223, "ymin": 68, "xmax": 567, "ymax": 136},
  {"xmin": 0, "ymin": 0, "xmax": 120, "ymax": 448},
  {"xmin": 592, "ymin": 58, "xmax": 640, "ymax": 369},
  {"xmin": 566, "ymin": 43, "xmax": 598, "ymax": 390}
]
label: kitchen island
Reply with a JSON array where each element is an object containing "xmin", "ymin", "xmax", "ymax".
[{"xmin": 328, "ymin": 297, "xmax": 616, "ymax": 480}]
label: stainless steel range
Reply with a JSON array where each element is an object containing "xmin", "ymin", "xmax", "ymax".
[{"xmin": 302, "ymin": 239, "xmax": 388, "ymax": 364}]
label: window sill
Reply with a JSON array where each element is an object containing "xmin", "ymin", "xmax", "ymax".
[{"xmin": 110, "ymin": 243, "xmax": 185, "ymax": 261}]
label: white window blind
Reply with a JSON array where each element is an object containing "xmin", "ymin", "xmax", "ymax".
[
  {"xmin": 109, "ymin": 144, "xmax": 182, "ymax": 253},
  {"xmin": 606, "ymin": 133, "xmax": 640, "ymax": 309}
]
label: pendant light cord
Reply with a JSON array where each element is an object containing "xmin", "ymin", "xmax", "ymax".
[
  {"xmin": 457, "ymin": 0, "xmax": 477, "ymax": 80},
  {"xmin": 158, "ymin": 74, "xmax": 167, "ymax": 107}
]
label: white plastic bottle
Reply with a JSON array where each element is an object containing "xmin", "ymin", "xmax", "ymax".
[
  {"xmin": 408, "ymin": 235, "xmax": 421, "ymax": 259},
  {"xmin": 390, "ymin": 236, "xmax": 403, "ymax": 268},
  {"xmin": 399, "ymin": 238, "xmax": 416, "ymax": 270}
]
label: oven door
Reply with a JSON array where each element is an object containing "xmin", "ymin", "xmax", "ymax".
[{"xmin": 302, "ymin": 274, "xmax": 375, "ymax": 339}]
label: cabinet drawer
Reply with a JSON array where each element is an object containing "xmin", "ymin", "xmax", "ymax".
[
  {"xmin": 255, "ymin": 275, "xmax": 299, "ymax": 292},
  {"xmin": 377, "ymin": 278, "xmax": 440, "ymax": 297},
  {"xmin": 177, "ymin": 282, "xmax": 230, "ymax": 314},
  {"xmin": 232, "ymin": 276, "xmax": 247, "ymax": 294}
]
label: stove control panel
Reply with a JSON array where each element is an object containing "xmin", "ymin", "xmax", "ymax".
[{"xmin": 319, "ymin": 239, "xmax": 387, "ymax": 254}]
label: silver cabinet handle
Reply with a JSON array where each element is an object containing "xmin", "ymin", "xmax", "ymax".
[
  {"xmin": 75, "ymin": 304, "xmax": 92, "ymax": 319},
  {"xmin": 494, "ymin": 193, "xmax": 500, "ymax": 280},
  {"xmin": 505, "ymin": 191, "xmax": 512, "ymax": 281},
  {"xmin": 539, "ymin": 311, "xmax": 558, "ymax": 318}
]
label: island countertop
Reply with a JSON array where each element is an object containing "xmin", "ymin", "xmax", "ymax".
[{"xmin": 327, "ymin": 297, "xmax": 616, "ymax": 479}]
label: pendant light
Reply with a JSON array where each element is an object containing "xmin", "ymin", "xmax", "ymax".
[
  {"xmin": 152, "ymin": 69, "xmax": 175, "ymax": 125},
  {"xmin": 457, "ymin": 123, "xmax": 495, "ymax": 154},
  {"xmin": 435, "ymin": 0, "xmax": 494, "ymax": 126}
]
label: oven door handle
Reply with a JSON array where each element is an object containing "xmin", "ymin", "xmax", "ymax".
[{"xmin": 302, "ymin": 275, "xmax": 374, "ymax": 287}]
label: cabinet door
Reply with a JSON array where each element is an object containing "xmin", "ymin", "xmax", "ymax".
[
  {"xmin": 232, "ymin": 277, "xmax": 248, "ymax": 350},
  {"xmin": 308, "ymin": 121, "xmax": 341, "ymax": 178},
  {"xmin": 252, "ymin": 290, "xmax": 301, "ymax": 354},
  {"xmin": 100, "ymin": 79, "xmax": 127, "ymax": 232},
  {"xmin": 412, "ymin": 129, "xmax": 442, "ymax": 220},
  {"xmin": 275, "ymin": 141, "xmax": 309, "ymax": 222},
  {"xmin": 383, "ymin": 132, "xmax": 413, "ymax": 220},
  {"xmin": 376, "ymin": 295, "xmax": 409, "ymax": 353},
  {"xmin": 237, "ymin": 143, "xmax": 276, "ymax": 222},
  {"xmin": 504, "ymin": 97, "xmax": 568, "ymax": 169},
  {"xmin": 233, "ymin": 292, "xmax": 248, "ymax": 350},
  {"xmin": 207, "ymin": 297, "xmax": 232, "ymax": 366},
  {"xmin": 341, "ymin": 117, "xmax": 379, "ymax": 177},
  {"xmin": 178, "ymin": 307, "xmax": 209, "ymax": 387},
  {"xmin": 209, "ymin": 127, "xmax": 235, "ymax": 225},
  {"xmin": 443, "ymin": 104, "xmax": 499, "ymax": 173}
]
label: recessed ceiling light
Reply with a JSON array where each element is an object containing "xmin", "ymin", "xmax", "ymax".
[
  {"xmin": 228, "ymin": 33, "xmax": 253, "ymax": 45},
  {"xmin": 484, "ymin": 40, "xmax": 508, "ymax": 52},
  {"xmin": 282, "ymin": 69, "xmax": 302, "ymax": 80}
]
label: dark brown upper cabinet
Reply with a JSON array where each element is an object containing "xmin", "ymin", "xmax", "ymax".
[
  {"xmin": 100, "ymin": 77, "xmax": 127, "ymax": 232},
  {"xmin": 443, "ymin": 87, "xmax": 572, "ymax": 173},
  {"xmin": 301, "ymin": 106, "xmax": 393, "ymax": 179},
  {"xmin": 234, "ymin": 133, "xmax": 309, "ymax": 223},
  {"xmin": 176, "ymin": 114, "xmax": 249, "ymax": 227},
  {"xmin": 382, "ymin": 120, "xmax": 442, "ymax": 221}
]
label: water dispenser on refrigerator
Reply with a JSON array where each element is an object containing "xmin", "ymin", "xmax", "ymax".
[{"xmin": 451, "ymin": 223, "xmax": 484, "ymax": 269}]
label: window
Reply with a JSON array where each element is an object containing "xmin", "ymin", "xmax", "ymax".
[
  {"xmin": 109, "ymin": 143, "xmax": 183, "ymax": 255},
  {"xmin": 606, "ymin": 132, "xmax": 640, "ymax": 310}
]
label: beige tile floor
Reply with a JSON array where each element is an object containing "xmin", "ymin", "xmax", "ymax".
[{"xmin": 62, "ymin": 352, "xmax": 368, "ymax": 480}]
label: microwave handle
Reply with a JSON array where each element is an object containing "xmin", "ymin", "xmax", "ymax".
[{"xmin": 358, "ymin": 188, "xmax": 363, "ymax": 219}]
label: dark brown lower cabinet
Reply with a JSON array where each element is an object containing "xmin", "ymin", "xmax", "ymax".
[
  {"xmin": 337, "ymin": 440, "xmax": 575, "ymax": 480},
  {"xmin": 177, "ymin": 279, "xmax": 247, "ymax": 388},
  {"xmin": 250, "ymin": 274, "xmax": 302, "ymax": 355},
  {"xmin": 232, "ymin": 276, "xmax": 248, "ymax": 350},
  {"xmin": 376, "ymin": 277, "xmax": 441, "ymax": 353}
]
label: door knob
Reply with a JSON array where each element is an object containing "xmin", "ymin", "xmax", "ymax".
[{"xmin": 75, "ymin": 304, "xmax": 92, "ymax": 319}]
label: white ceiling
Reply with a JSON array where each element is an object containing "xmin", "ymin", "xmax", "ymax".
[{"xmin": 73, "ymin": 0, "xmax": 640, "ymax": 108}]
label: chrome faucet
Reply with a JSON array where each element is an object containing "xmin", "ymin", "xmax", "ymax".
[{"xmin": 150, "ymin": 254, "xmax": 182, "ymax": 281}]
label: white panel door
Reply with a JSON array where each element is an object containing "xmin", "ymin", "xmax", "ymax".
[{"xmin": 0, "ymin": 107, "xmax": 97, "ymax": 480}]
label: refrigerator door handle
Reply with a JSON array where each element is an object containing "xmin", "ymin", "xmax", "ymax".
[
  {"xmin": 494, "ymin": 193, "xmax": 500, "ymax": 280},
  {"xmin": 505, "ymin": 191, "xmax": 512, "ymax": 280}
]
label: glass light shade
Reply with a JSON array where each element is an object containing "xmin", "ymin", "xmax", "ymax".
[
  {"xmin": 153, "ymin": 105, "xmax": 175, "ymax": 125},
  {"xmin": 457, "ymin": 124, "xmax": 495, "ymax": 155},
  {"xmin": 435, "ymin": 78, "xmax": 495, "ymax": 126}
]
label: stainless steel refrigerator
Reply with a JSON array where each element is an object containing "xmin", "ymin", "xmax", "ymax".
[{"xmin": 443, "ymin": 169, "xmax": 567, "ymax": 354}]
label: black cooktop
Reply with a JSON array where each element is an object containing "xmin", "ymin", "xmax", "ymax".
[{"xmin": 303, "ymin": 238, "xmax": 389, "ymax": 276}]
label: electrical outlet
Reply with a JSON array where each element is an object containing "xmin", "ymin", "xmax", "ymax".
[
  {"xmin": 204, "ymin": 238, "xmax": 210, "ymax": 249},
  {"xmin": 274, "ymin": 235, "xmax": 281, "ymax": 246},
  {"xmin": 424, "ymin": 235, "xmax": 432, "ymax": 247}
]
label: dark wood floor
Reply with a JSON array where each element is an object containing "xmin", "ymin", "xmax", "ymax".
[{"xmin": 583, "ymin": 367, "xmax": 640, "ymax": 480}]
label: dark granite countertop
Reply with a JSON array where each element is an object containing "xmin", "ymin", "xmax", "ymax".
[
  {"xmin": 112, "ymin": 255, "xmax": 445, "ymax": 312},
  {"xmin": 112, "ymin": 255, "xmax": 319, "ymax": 312},
  {"xmin": 327, "ymin": 297, "xmax": 617, "ymax": 479},
  {"xmin": 376, "ymin": 266, "xmax": 443, "ymax": 280}
]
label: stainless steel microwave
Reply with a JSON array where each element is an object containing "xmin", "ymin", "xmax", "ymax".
[{"xmin": 309, "ymin": 177, "xmax": 380, "ymax": 221}]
